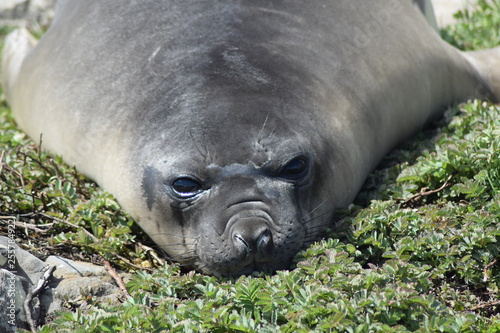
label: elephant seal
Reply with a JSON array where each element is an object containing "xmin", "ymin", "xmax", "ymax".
[{"xmin": 2, "ymin": 0, "xmax": 500, "ymax": 276}]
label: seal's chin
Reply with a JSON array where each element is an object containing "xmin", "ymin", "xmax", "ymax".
[
  {"xmin": 235, "ymin": 262, "xmax": 277, "ymax": 276},
  {"xmin": 197, "ymin": 237, "xmax": 298, "ymax": 276},
  {"xmin": 203, "ymin": 260, "xmax": 286, "ymax": 277}
]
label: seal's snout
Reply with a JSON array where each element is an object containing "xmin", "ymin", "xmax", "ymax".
[{"xmin": 231, "ymin": 218, "xmax": 274, "ymax": 259}]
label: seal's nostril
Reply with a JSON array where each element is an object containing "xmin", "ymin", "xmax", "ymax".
[
  {"xmin": 256, "ymin": 229, "xmax": 273, "ymax": 256},
  {"xmin": 234, "ymin": 234, "xmax": 251, "ymax": 252},
  {"xmin": 232, "ymin": 219, "xmax": 274, "ymax": 257}
]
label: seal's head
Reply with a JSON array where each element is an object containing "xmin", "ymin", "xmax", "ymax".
[
  {"xmin": 115, "ymin": 43, "xmax": 352, "ymax": 276},
  {"xmin": 135, "ymin": 86, "xmax": 338, "ymax": 276}
]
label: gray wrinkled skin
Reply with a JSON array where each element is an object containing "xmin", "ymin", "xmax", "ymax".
[{"xmin": 3, "ymin": 0, "xmax": 499, "ymax": 275}]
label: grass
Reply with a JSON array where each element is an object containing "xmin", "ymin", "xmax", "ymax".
[{"xmin": 1, "ymin": 1, "xmax": 499, "ymax": 332}]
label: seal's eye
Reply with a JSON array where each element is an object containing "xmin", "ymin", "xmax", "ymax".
[
  {"xmin": 279, "ymin": 157, "xmax": 309, "ymax": 180},
  {"xmin": 171, "ymin": 177, "xmax": 203, "ymax": 199}
]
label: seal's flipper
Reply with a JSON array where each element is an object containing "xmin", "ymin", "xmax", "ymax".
[
  {"xmin": 1, "ymin": 28, "xmax": 37, "ymax": 103},
  {"xmin": 463, "ymin": 47, "xmax": 500, "ymax": 103}
]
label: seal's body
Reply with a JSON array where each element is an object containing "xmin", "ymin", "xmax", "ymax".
[{"xmin": 3, "ymin": 0, "xmax": 500, "ymax": 275}]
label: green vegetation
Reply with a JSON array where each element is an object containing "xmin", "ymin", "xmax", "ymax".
[
  {"xmin": 1, "ymin": 1, "xmax": 499, "ymax": 332},
  {"xmin": 441, "ymin": 0, "xmax": 500, "ymax": 50}
]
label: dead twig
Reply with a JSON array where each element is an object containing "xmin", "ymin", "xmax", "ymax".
[
  {"xmin": 71, "ymin": 166, "xmax": 92, "ymax": 199},
  {"xmin": 483, "ymin": 258, "xmax": 499, "ymax": 282},
  {"xmin": 403, "ymin": 173, "xmax": 454, "ymax": 206},
  {"xmin": 0, "ymin": 215, "xmax": 54, "ymax": 233},
  {"xmin": 48, "ymin": 158, "xmax": 63, "ymax": 178},
  {"xmin": 113, "ymin": 252, "xmax": 154, "ymax": 272},
  {"xmin": 0, "ymin": 149, "xmax": 5, "ymax": 175},
  {"xmin": 485, "ymin": 258, "xmax": 498, "ymax": 270},
  {"xmin": 469, "ymin": 300, "xmax": 500, "ymax": 311},
  {"xmin": 19, "ymin": 151, "xmax": 55, "ymax": 178},
  {"xmin": 139, "ymin": 242, "xmax": 166, "ymax": 267},
  {"xmin": 12, "ymin": 220, "xmax": 55, "ymax": 233},
  {"xmin": 37, "ymin": 133, "xmax": 43, "ymax": 163},
  {"xmin": 103, "ymin": 259, "xmax": 131, "ymax": 298},
  {"xmin": 0, "ymin": 213, "xmax": 37, "ymax": 219},
  {"xmin": 24, "ymin": 265, "xmax": 56, "ymax": 333},
  {"xmin": 2, "ymin": 161, "xmax": 25, "ymax": 188},
  {"xmin": 39, "ymin": 212, "xmax": 99, "ymax": 241}
]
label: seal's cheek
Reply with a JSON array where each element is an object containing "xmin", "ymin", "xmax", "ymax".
[{"xmin": 136, "ymin": 166, "xmax": 202, "ymax": 262}]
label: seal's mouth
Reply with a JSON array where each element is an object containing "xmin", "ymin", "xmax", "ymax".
[{"xmin": 196, "ymin": 231, "xmax": 297, "ymax": 276}]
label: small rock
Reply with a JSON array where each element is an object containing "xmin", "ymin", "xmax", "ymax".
[
  {"xmin": 26, "ymin": 0, "xmax": 58, "ymax": 28},
  {"xmin": 0, "ymin": 236, "xmax": 47, "ymax": 286},
  {"xmin": 0, "ymin": 269, "xmax": 30, "ymax": 332},
  {"xmin": 46, "ymin": 255, "xmax": 107, "ymax": 278},
  {"xmin": 0, "ymin": 236, "xmax": 46, "ymax": 332},
  {"xmin": 0, "ymin": 0, "xmax": 29, "ymax": 20},
  {"xmin": 43, "ymin": 256, "xmax": 126, "ymax": 314},
  {"xmin": 0, "ymin": 236, "xmax": 130, "ymax": 331},
  {"xmin": 0, "ymin": 0, "xmax": 57, "ymax": 28}
]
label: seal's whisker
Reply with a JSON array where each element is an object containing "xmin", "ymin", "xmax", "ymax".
[
  {"xmin": 154, "ymin": 243, "xmax": 197, "ymax": 250},
  {"xmin": 305, "ymin": 217, "xmax": 336, "ymax": 227},
  {"xmin": 301, "ymin": 207, "xmax": 337, "ymax": 225},
  {"xmin": 190, "ymin": 263, "xmax": 213, "ymax": 274},
  {"xmin": 301, "ymin": 200, "xmax": 329, "ymax": 220},
  {"xmin": 151, "ymin": 233, "xmax": 199, "ymax": 240},
  {"xmin": 189, "ymin": 130, "xmax": 209, "ymax": 160},
  {"xmin": 170, "ymin": 250, "xmax": 198, "ymax": 257},
  {"xmin": 303, "ymin": 226, "xmax": 333, "ymax": 236},
  {"xmin": 257, "ymin": 113, "xmax": 270, "ymax": 142},
  {"xmin": 286, "ymin": 223, "xmax": 327, "ymax": 240},
  {"xmin": 166, "ymin": 251, "xmax": 199, "ymax": 262},
  {"xmin": 169, "ymin": 255, "xmax": 198, "ymax": 262},
  {"xmin": 302, "ymin": 239, "xmax": 323, "ymax": 248}
]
